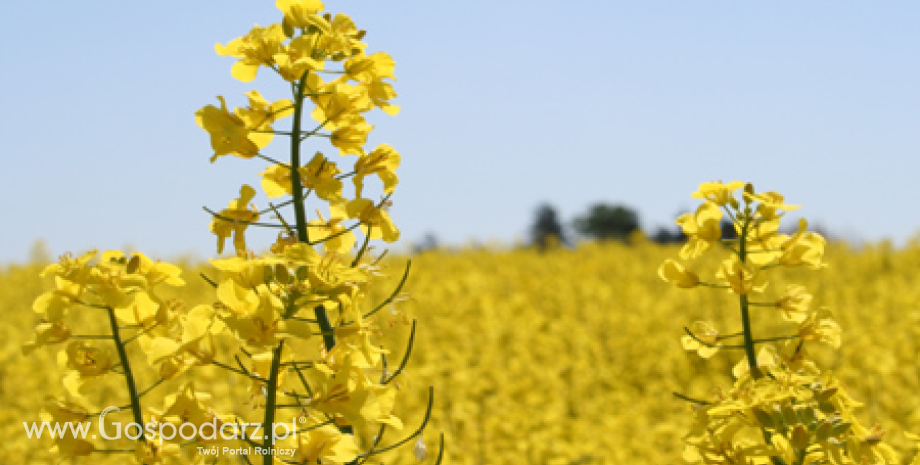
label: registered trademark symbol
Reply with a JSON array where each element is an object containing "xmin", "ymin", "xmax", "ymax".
[{"xmin": 299, "ymin": 416, "xmax": 307, "ymax": 424}]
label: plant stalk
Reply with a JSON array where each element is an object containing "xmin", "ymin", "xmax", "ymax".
[{"xmin": 105, "ymin": 307, "xmax": 145, "ymax": 442}]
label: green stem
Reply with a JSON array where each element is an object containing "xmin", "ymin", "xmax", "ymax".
[
  {"xmin": 738, "ymin": 218, "xmax": 762, "ymax": 380},
  {"xmin": 290, "ymin": 76, "xmax": 310, "ymax": 244},
  {"xmin": 740, "ymin": 294, "xmax": 760, "ymax": 378},
  {"xmin": 738, "ymin": 212, "xmax": 783, "ymax": 465},
  {"xmin": 351, "ymin": 225, "xmax": 373, "ymax": 267},
  {"xmin": 105, "ymin": 307, "xmax": 145, "ymax": 443},
  {"xmin": 314, "ymin": 305, "xmax": 336, "ymax": 351},
  {"xmin": 262, "ymin": 341, "xmax": 284, "ymax": 465}
]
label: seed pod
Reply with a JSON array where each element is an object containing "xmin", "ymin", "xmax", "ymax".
[
  {"xmin": 752, "ymin": 408, "xmax": 776, "ymax": 429},
  {"xmin": 791, "ymin": 424, "xmax": 810, "ymax": 451}
]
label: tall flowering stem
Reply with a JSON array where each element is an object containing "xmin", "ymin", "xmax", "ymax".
[
  {"xmin": 24, "ymin": 1, "xmax": 442, "ymax": 464},
  {"xmin": 105, "ymin": 305, "xmax": 145, "ymax": 440},
  {"xmin": 289, "ymin": 75, "xmax": 310, "ymax": 243},
  {"xmin": 736, "ymin": 217, "xmax": 761, "ymax": 379},
  {"xmin": 661, "ymin": 181, "xmax": 903, "ymax": 465}
]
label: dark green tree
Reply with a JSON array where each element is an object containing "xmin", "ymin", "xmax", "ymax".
[
  {"xmin": 530, "ymin": 203, "xmax": 568, "ymax": 250},
  {"xmin": 573, "ymin": 203, "xmax": 640, "ymax": 242}
]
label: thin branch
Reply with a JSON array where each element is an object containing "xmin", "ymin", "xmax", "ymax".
[
  {"xmin": 433, "ymin": 433, "xmax": 446, "ymax": 465},
  {"xmin": 255, "ymin": 153, "xmax": 290, "ymax": 167},
  {"xmin": 359, "ymin": 387, "xmax": 434, "ymax": 457},
  {"xmin": 200, "ymin": 272, "xmax": 218, "ymax": 288},
  {"xmin": 361, "ymin": 260, "xmax": 411, "ymax": 321},
  {"xmin": 371, "ymin": 250, "xmax": 389, "ymax": 266},
  {"xmin": 351, "ymin": 224, "xmax": 373, "ymax": 267},
  {"xmin": 124, "ymin": 322, "xmax": 162, "ymax": 345},
  {"xmin": 673, "ymin": 391, "xmax": 712, "ymax": 405},
  {"xmin": 138, "ymin": 378, "xmax": 166, "ymax": 398},
  {"xmin": 384, "ymin": 320, "xmax": 416, "ymax": 385},
  {"xmin": 683, "ymin": 327, "xmax": 746, "ymax": 349},
  {"xmin": 203, "ymin": 207, "xmax": 287, "ymax": 229},
  {"xmin": 211, "ymin": 360, "xmax": 263, "ymax": 381}
]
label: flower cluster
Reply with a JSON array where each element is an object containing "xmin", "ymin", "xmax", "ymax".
[
  {"xmin": 660, "ymin": 181, "xmax": 904, "ymax": 465},
  {"xmin": 25, "ymin": 1, "xmax": 441, "ymax": 464}
]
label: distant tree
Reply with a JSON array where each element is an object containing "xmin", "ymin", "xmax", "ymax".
[
  {"xmin": 530, "ymin": 204, "xmax": 567, "ymax": 250},
  {"xmin": 721, "ymin": 219, "xmax": 739, "ymax": 240},
  {"xmin": 652, "ymin": 226, "xmax": 686, "ymax": 244},
  {"xmin": 413, "ymin": 232, "xmax": 440, "ymax": 254},
  {"xmin": 573, "ymin": 203, "xmax": 640, "ymax": 242}
]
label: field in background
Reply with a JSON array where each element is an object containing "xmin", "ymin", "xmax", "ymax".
[{"xmin": 1, "ymin": 239, "xmax": 918, "ymax": 464}]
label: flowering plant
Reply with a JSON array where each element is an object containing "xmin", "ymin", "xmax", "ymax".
[
  {"xmin": 25, "ymin": 1, "xmax": 443, "ymax": 464},
  {"xmin": 661, "ymin": 181, "xmax": 911, "ymax": 465}
]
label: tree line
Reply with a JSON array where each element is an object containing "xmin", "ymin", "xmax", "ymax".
[{"xmin": 529, "ymin": 203, "xmax": 741, "ymax": 250}]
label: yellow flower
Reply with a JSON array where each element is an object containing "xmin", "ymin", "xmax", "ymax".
[
  {"xmin": 22, "ymin": 320, "xmax": 71, "ymax": 354},
  {"xmin": 681, "ymin": 321, "xmax": 720, "ymax": 358},
  {"xmin": 110, "ymin": 291, "xmax": 158, "ymax": 327},
  {"xmin": 274, "ymin": 35, "xmax": 325, "ymax": 82},
  {"xmin": 302, "ymin": 152, "xmax": 344, "ymax": 201},
  {"xmin": 331, "ymin": 116, "xmax": 373, "ymax": 156},
  {"xmin": 260, "ymin": 153, "xmax": 343, "ymax": 202},
  {"xmin": 279, "ymin": 423, "xmax": 359, "ymax": 465},
  {"xmin": 353, "ymin": 143, "xmax": 400, "ymax": 197},
  {"xmin": 218, "ymin": 282, "xmax": 311, "ymax": 348},
  {"xmin": 277, "ymin": 0, "xmax": 325, "ymax": 29},
  {"xmin": 732, "ymin": 346, "xmax": 777, "ymax": 379},
  {"xmin": 345, "ymin": 52, "xmax": 396, "ymax": 83},
  {"xmin": 715, "ymin": 257, "xmax": 766, "ymax": 295},
  {"xmin": 216, "ymin": 279, "xmax": 261, "ymax": 317},
  {"xmin": 261, "ymin": 164, "xmax": 294, "ymax": 198},
  {"xmin": 345, "ymin": 52, "xmax": 399, "ymax": 115},
  {"xmin": 310, "ymin": 82, "xmax": 373, "ymax": 130},
  {"xmin": 366, "ymin": 78, "xmax": 400, "ymax": 115},
  {"xmin": 745, "ymin": 191, "xmax": 800, "ymax": 220},
  {"xmin": 743, "ymin": 217, "xmax": 785, "ymax": 267},
  {"xmin": 798, "ymin": 308, "xmax": 841, "ymax": 348},
  {"xmin": 676, "ymin": 202, "xmax": 723, "ymax": 259},
  {"xmin": 235, "ymin": 90, "xmax": 294, "ymax": 148},
  {"xmin": 304, "ymin": 354, "xmax": 401, "ymax": 430},
  {"xmin": 313, "ymin": 13, "xmax": 366, "ymax": 57},
  {"xmin": 210, "ymin": 185, "xmax": 260, "ymax": 255},
  {"xmin": 130, "ymin": 252, "xmax": 185, "ymax": 288},
  {"xmin": 346, "ymin": 198, "xmax": 399, "ymax": 242},
  {"xmin": 145, "ymin": 305, "xmax": 224, "ymax": 380},
  {"xmin": 196, "ymin": 96, "xmax": 259, "ymax": 162},
  {"xmin": 156, "ymin": 382, "xmax": 232, "ymax": 442},
  {"xmin": 32, "ymin": 276, "xmax": 84, "ymax": 322},
  {"xmin": 658, "ymin": 259, "xmax": 700, "ymax": 289},
  {"xmin": 308, "ymin": 202, "xmax": 356, "ymax": 253},
  {"xmin": 690, "ymin": 181, "xmax": 744, "ymax": 206},
  {"xmin": 781, "ymin": 219, "xmax": 826, "ymax": 269},
  {"xmin": 41, "ymin": 398, "xmax": 94, "ymax": 458},
  {"xmin": 215, "ymin": 24, "xmax": 286, "ymax": 82},
  {"xmin": 775, "ymin": 285, "xmax": 812, "ymax": 323},
  {"xmin": 59, "ymin": 341, "xmax": 114, "ymax": 397}
]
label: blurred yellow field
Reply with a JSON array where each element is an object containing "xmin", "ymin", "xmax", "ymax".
[{"xmin": 3, "ymin": 239, "xmax": 918, "ymax": 464}]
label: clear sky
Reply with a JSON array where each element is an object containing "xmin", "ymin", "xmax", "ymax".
[{"xmin": 2, "ymin": 0, "xmax": 919, "ymax": 264}]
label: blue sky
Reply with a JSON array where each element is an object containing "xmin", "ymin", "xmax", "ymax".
[{"xmin": 2, "ymin": 0, "xmax": 919, "ymax": 263}]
